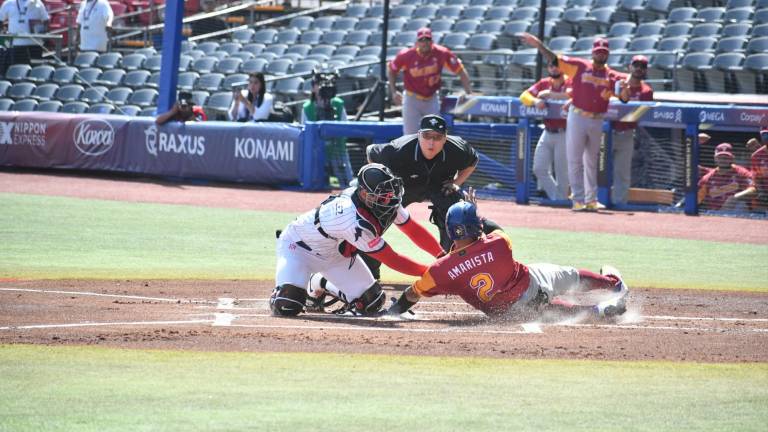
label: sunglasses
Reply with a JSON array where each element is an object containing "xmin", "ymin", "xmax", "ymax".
[
  {"xmin": 632, "ymin": 63, "xmax": 648, "ymax": 68},
  {"xmin": 418, "ymin": 38, "xmax": 432, "ymax": 42}
]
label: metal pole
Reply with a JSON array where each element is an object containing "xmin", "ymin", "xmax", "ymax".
[
  {"xmin": 157, "ymin": 0, "xmax": 185, "ymax": 113},
  {"xmin": 379, "ymin": 0, "xmax": 390, "ymax": 121},
  {"xmin": 534, "ymin": 0, "xmax": 547, "ymax": 81}
]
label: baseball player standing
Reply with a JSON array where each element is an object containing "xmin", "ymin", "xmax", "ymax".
[
  {"xmin": 386, "ymin": 193, "xmax": 629, "ymax": 319},
  {"xmin": 520, "ymin": 33, "xmax": 627, "ymax": 211},
  {"xmin": 271, "ymin": 163, "xmax": 443, "ymax": 316},
  {"xmin": 388, "ymin": 27, "xmax": 473, "ymax": 135},
  {"xmin": 611, "ymin": 55, "xmax": 654, "ymax": 206},
  {"xmin": 519, "ymin": 59, "xmax": 573, "ymax": 200},
  {"xmin": 749, "ymin": 129, "xmax": 768, "ymax": 211},
  {"xmin": 697, "ymin": 143, "xmax": 756, "ymax": 211}
]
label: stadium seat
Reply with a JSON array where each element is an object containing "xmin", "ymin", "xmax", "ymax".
[
  {"xmin": 747, "ymin": 36, "xmax": 768, "ymax": 54},
  {"xmin": 276, "ymin": 28, "xmax": 301, "ymax": 45},
  {"xmin": 734, "ymin": 53, "xmax": 768, "ymax": 93},
  {"xmin": 722, "ymin": 23, "xmax": 752, "ymax": 38},
  {"xmin": 256, "ymin": 52, "xmax": 278, "ymax": 63},
  {"xmin": 231, "ymin": 52, "xmax": 255, "ymax": 62},
  {"xmin": 709, "ymin": 52, "xmax": 745, "ymax": 93},
  {"xmin": 334, "ymin": 45, "xmax": 361, "ymax": 58},
  {"xmin": 756, "ymin": 8, "xmax": 768, "ymax": 24},
  {"xmin": 678, "ymin": 52, "xmax": 715, "ymax": 92},
  {"xmin": 578, "ymin": 7, "xmax": 614, "ymax": 36},
  {"xmin": 697, "ymin": 7, "xmax": 726, "ymax": 22},
  {"xmin": 145, "ymin": 72, "xmax": 160, "ymax": 89},
  {"xmin": 414, "ymin": 5, "xmax": 441, "ymax": 19},
  {"xmin": 104, "ymin": 87, "xmax": 133, "ymax": 106},
  {"xmin": 687, "ymin": 37, "xmax": 718, "ymax": 53},
  {"xmin": 26, "ymin": 65, "xmax": 55, "ymax": 84},
  {"xmin": 190, "ymin": 91, "xmax": 209, "ymax": 107},
  {"xmin": 716, "ymin": 36, "xmax": 748, "ymax": 53},
  {"xmin": 392, "ymin": 31, "xmax": 417, "ymax": 47},
  {"xmin": 178, "ymin": 55, "xmax": 194, "ymax": 72},
  {"xmin": 298, "ymin": 29, "xmax": 324, "ymax": 45},
  {"xmin": 450, "ymin": 0, "xmax": 472, "ymax": 5},
  {"xmin": 403, "ymin": 18, "xmax": 430, "ymax": 32},
  {"xmin": 216, "ymin": 58, "xmax": 243, "ymax": 75},
  {"xmin": 345, "ymin": 3, "xmax": 369, "ymax": 18},
  {"xmin": 273, "ymin": 77, "xmax": 305, "ymax": 101},
  {"xmin": 192, "ymin": 57, "xmax": 219, "ymax": 74},
  {"xmin": 128, "ymin": 89, "xmax": 158, "ymax": 108},
  {"xmin": 485, "ymin": 6, "xmax": 512, "ymax": 20},
  {"xmin": 691, "ymin": 23, "xmax": 723, "ymax": 39},
  {"xmin": 454, "ymin": 19, "xmax": 480, "ymax": 34},
  {"xmin": 37, "ymin": 100, "xmax": 63, "ymax": 112},
  {"xmin": 311, "ymin": 16, "xmax": 337, "ymax": 31},
  {"xmin": 613, "ymin": 0, "xmax": 645, "ymax": 22},
  {"xmin": 95, "ymin": 69, "xmax": 126, "ymax": 87},
  {"xmin": 116, "ymin": 105, "xmax": 141, "ymax": 116},
  {"xmin": 0, "ymin": 80, "xmax": 10, "ymax": 97},
  {"xmin": 391, "ymin": 5, "xmax": 416, "ymax": 19},
  {"xmin": 461, "ymin": 6, "xmax": 488, "ymax": 20},
  {"xmin": 441, "ymin": 32, "xmax": 470, "ymax": 50},
  {"xmin": 667, "ymin": 6, "xmax": 696, "ymax": 23},
  {"xmin": 5, "ymin": 64, "xmax": 31, "ymax": 82},
  {"xmin": 332, "ymin": 17, "xmax": 359, "ymax": 32},
  {"xmin": 508, "ymin": 50, "xmax": 537, "ymax": 80},
  {"xmin": 120, "ymin": 53, "xmax": 146, "ymax": 71},
  {"xmin": 289, "ymin": 16, "xmax": 314, "ymax": 31},
  {"xmin": 8, "ymin": 82, "xmax": 36, "ymax": 99},
  {"xmin": 724, "ymin": 7, "xmax": 755, "ymax": 22},
  {"xmin": 221, "ymin": 73, "xmax": 249, "ymax": 92},
  {"xmin": 664, "ymin": 22, "xmax": 693, "ymax": 38},
  {"xmin": 241, "ymin": 58, "xmax": 269, "ymax": 74},
  {"xmin": 388, "ymin": 17, "xmax": 407, "ymax": 32},
  {"xmin": 144, "ymin": 55, "xmax": 163, "ymax": 72},
  {"xmin": 636, "ymin": 22, "xmax": 666, "ymax": 39},
  {"xmin": 81, "ymin": 86, "xmax": 109, "ymax": 103},
  {"xmin": 638, "ymin": 0, "xmax": 672, "ymax": 22},
  {"xmin": 359, "ymin": 46, "xmax": 382, "ymax": 58},
  {"xmin": 545, "ymin": 6, "xmax": 565, "ymax": 21},
  {"xmin": 73, "ymin": 52, "xmax": 98, "ymax": 68},
  {"xmin": 61, "ymin": 101, "xmax": 88, "ymax": 114},
  {"xmin": 344, "ymin": 30, "xmax": 372, "ymax": 47},
  {"xmin": 630, "ymin": 36, "xmax": 661, "ymax": 52},
  {"xmin": 96, "ymin": 52, "xmax": 122, "ymax": 70},
  {"xmin": 607, "ymin": 22, "xmax": 636, "ymax": 38},
  {"xmin": 12, "ymin": 99, "xmax": 37, "ymax": 111},
  {"xmin": 219, "ymin": 42, "xmax": 243, "ymax": 56},
  {"xmin": 479, "ymin": 19, "xmax": 506, "ymax": 35},
  {"xmin": 608, "ymin": 36, "xmax": 631, "ymax": 52},
  {"xmin": 321, "ymin": 30, "xmax": 348, "ymax": 46},
  {"xmin": 231, "ymin": 29, "xmax": 255, "ymax": 44},
  {"xmin": 0, "ymin": 98, "xmax": 12, "ymax": 111},
  {"xmin": 726, "ymin": 0, "xmax": 754, "ymax": 8},
  {"xmin": 181, "ymin": 40, "xmax": 196, "ymax": 53},
  {"xmin": 357, "ymin": 17, "xmax": 383, "ymax": 32},
  {"xmin": 241, "ymin": 43, "xmax": 266, "ymax": 56},
  {"xmin": 573, "ymin": 36, "xmax": 597, "ymax": 53},
  {"xmin": 252, "ymin": 29, "xmax": 278, "ymax": 45},
  {"xmin": 87, "ymin": 103, "xmax": 115, "ymax": 114},
  {"xmin": 657, "ymin": 36, "xmax": 686, "ymax": 53},
  {"xmin": 197, "ymin": 41, "xmax": 221, "ymax": 56},
  {"xmin": 30, "ymin": 83, "xmax": 58, "ymax": 101},
  {"xmin": 265, "ymin": 59, "xmax": 293, "ymax": 77},
  {"xmin": 196, "ymin": 73, "xmax": 225, "ymax": 92},
  {"xmin": 209, "ymin": 51, "xmax": 230, "ymax": 61},
  {"xmin": 173, "ymin": 71, "xmax": 198, "ymax": 91},
  {"xmin": 285, "ymin": 44, "xmax": 312, "ymax": 58},
  {"xmin": 52, "ymin": 66, "xmax": 77, "ymax": 85},
  {"xmin": 204, "ymin": 92, "xmax": 233, "ymax": 119}
]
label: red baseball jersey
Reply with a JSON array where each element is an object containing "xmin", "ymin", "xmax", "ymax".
[
  {"xmin": 557, "ymin": 55, "xmax": 620, "ymax": 114},
  {"xmin": 411, "ymin": 231, "xmax": 531, "ymax": 316},
  {"xmin": 612, "ymin": 79, "xmax": 654, "ymax": 131},
  {"xmin": 390, "ymin": 44, "xmax": 464, "ymax": 98},
  {"xmin": 526, "ymin": 77, "xmax": 572, "ymax": 130},
  {"xmin": 697, "ymin": 164, "xmax": 755, "ymax": 210},
  {"xmin": 751, "ymin": 146, "xmax": 768, "ymax": 193}
]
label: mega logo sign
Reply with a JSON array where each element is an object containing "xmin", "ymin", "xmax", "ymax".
[{"xmin": 74, "ymin": 119, "xmax": 115, "ymax": 156}]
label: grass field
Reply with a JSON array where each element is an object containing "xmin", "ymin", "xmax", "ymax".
[
  {"xmin": 1, "ymin": 345, "xmax": 767, "ymax": 432},
  {"xmin": 1, "ymin": 193, "xmax": 766, "ymax": 290},
  {"xmin": 1, "ymin": 191, "xmax": 767, "ymax": 431}
]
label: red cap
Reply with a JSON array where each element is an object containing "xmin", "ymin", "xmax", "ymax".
[
  {"xmin": 715, "ymin": 143, "xmax": 734, "ymax": 159},
  {"xmin": 592, "ymin": 38, "xmax": 610, "ymax": 54},
  {"xmin": 631, "ymin": 55, "xmax": 649, "ymax": 65},
  {"xmin": 416, "ymin": 27, "xmax": 432, "ymax": 40}
]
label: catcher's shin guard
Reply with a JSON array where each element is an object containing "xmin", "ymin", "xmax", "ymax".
[{"xmin": 270, "ymin": 284, "xmax": 307, "ymax": 316}]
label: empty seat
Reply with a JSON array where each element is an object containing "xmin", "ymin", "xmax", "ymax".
[
  {"xmin": 345, "ymin": 3, "xmax": 369, "ymax": 18},
  {"xmin": 334, "ymin": 45, "xmax": 361, "ymax": 58},
  {"xmin": 273, "ymin": 77, "xmax": 305, "ymax": 101},
  {"xmin": 5, "ymin": 64, "xmax": 31, "ymax": 82},
  {"xmin": 230, "ymin": 51, "xmax": 255, "ymax": 62},
  {"xmin": 0, "ymin": 80, "xmax": 10, "ymax": 97},
  {"xmin": 414, "ymin": 5, "xmax": 440, "ymax": 19},
  {"xmin": 724, "ymin": 7, "xmax": 755, "ymax": 22},
  {"xmin": 197, "ymin": 41, "xmax": 221, "ymax": 55},
  {"xmin": 657, "ymin": 36, "xmax": 686, "ymax": 52},
  {"xmin": 31, "ymin": 83, "xmax": 58, "ymax": 101},
  {"xmin": 190, "ymin": 90, "xmax": 209, "ymax": 107},
  {"xmin": 311, "ymin": 16, "xmax": 337, "ymax": 31},
  {"xmin": 218, "ymin": 42, "xmax": 243, "ymax": 56},
  {"xmin": 687, "ymin": 36, "xmax": 718, "ymax": 52},
  {"xmin": 578, "ymin": 7, "xmax": 614, "ymax": 35},
  {"xmin": 27, "ymin": 65, "xmax": 55, "ymax": 83},
  {"xmin": 105, "ymin": 87, "xmax": 133, "ymax": 105},
  {"xmin": 755, "ymin": 23, "xmax": 768, "ymax": 37},
  {"xmin": 176, "ymin": 71, "xmax": 199, "ymax": 91},
  {"xmin": 292, "ymin": 60, "xmax": 320, "ymax": 76},
  {"xmin": 209, "ymin": 51, "xmax": 230, "ymax": 61},
  {"xmin": 573, "ymin": 36, "xmax": 597, "ymax": 53},
  {"xmin": 391, "ymin": 5, "xmax": 416, "ymax": 19},
  {"xmin": 485, "ymin": 6, "xmax": 512, "ymax": 20},
  {"xmin": 216, "ymin": 58, "xmax": 243, "ymax": 74},
  {"xmin": 96, "ymin": 52, "xmax": 123, "ymax": 69},
  {"xmin": 608, "ymin": 22, "xmax": 636, "ymax": 38},
  {"xmin": 231, "ymin": 28, "xmax": 255, "ymax": 43},
  {"xmin": 678, "ymin": 52, "xmax": 715, "ymax": 91},
  {"xmin": 691, "ymin": 23, "xmax": 722, "ymax": 38},
  {"xmin": 697, "ymin": 7, "xmax": 726, "ymax": 22},
  {"xmin": 52, "ymin": 66, "xmax": 77, "ymax": 85},
  {"xmin": 723, "ymin": 23, "xmax": 752, "ymax": 37},
  {"xmin": 265, "ymin": 59, "xmax": 293, "ymax": 76},
  {"xmin": 241, "ymin": 43, "xmax": 266, "ymax": 56},
  {"xmin": 276, "ymin": 28, "xmax": 301, "ymax": 45},
  {"xmin": 747, "ymin": 36, "xmax": 768, "ymax": 54},
  {"xmin": 120, "ymin": 53, "xmax": 146, "ymax": 71},
  {"xmin": 204, "ymin": 92, "xmax": 234, "ymax": 117},
  {"xmin": 392, "ymin": 31, "xmax": 417, "ymax": 47},
  {"xmin": 667, "ymin": 6, "xmax": 696, "ymax": 23},
  {"xmin": 192, "ymin": 57, "xmax": 218, "ymax": 74},
  {"xmin": 734, "ymin": 53, "xmax": 768, "ymax": 93},
  {"xmin": 629, "ymin": 36, "xmax": 661, "ymax": 52},
  {"xmin": 8, "ymin": 82, "xmax": 35, "ymax": 99},
  {"xmin": 81, "ymin": 86, "xmax": 109, "ymax": 103},
  {"xmin": 478, "ymin": 19, "xmax": 505, "ymax": 34},
  {"xmin": 388, "ymin": 17, "xmax": 407, "ymax": 32},
  {"xmin": 289, "ymin": 16, "xmax": 314, "ymax": 31},
  {"xmin": 116, "ymin": 105, "xmax": 141, "ymax": 116},
  {"xmin": 145, "ymin": 72, "xmax": 161, "ymax": 89},
  {"xmin": 709, "ymin": 52, "xmax": 746, "ymax": 93},
  {"xmin": 441, "ymin": 32, "xmax": 470, "ymax": 50},
  {"xmin": 299, "ymin": 29, "xmax": 324, "ymax": 45},
  {"xmin": 555, "ymin": 7, "xmax": 589, "ymax": 37},
  {"xmin": 128, "ymin": 89, "xmax": 158, "ymax": 107},
  {"xmin": 87, "ymin": 103, "xmax": 115, "ymax": 114},
  {"xmin": 321, "ymin": 30, "xmax": 348, "ymax": 46},
  {"xmin": 12, "ymin": 99, "xmax": 37, "ymax": 111},
  {"xmin": 144, "ymin": 55, "xmax": 163, "ymax": 71},
  {"xmin": 253, "ymin": 29, "xmax": 278, "ymax": 44},
  {"xmin": 357, "ymin": 17, "xmax": 383, "ymax": 31},
  {"xmin": 61, "ymin": 101, "xmax": 89, "ymax": 113},
  {"xmin": 73, "ymin": 52, "xmax": 98, "ymax": 68},
  {"xmin": 241, "ymin": 58, "xmax": 269, "ymax": 74},
  {"xmin": 716, "ymin": 36, "xmax": 748, "ymax": 53},
  {"xmin": 196, "ymin": 73, "xmax": 225, "ymax": 92},
  {"xmin": 638, "ymin": 0, "xmax": 672, "ymax": 21},
  {"xmin": 95, "ymin": 69, "xmax": 126, "ymax": 87},
  {"xmin": 344, "ymin": 30, "xmax": 372, "ymax": 47},
  {"xmin": 664, "ymin": 22, "xmax": 693, "ymax": 38},
  {"xmin": 0, "ymin": 98, "xmax": 12, "ymax": 111},
  {"xmin": 454, "ymin": 19, "xmax": 480, "ymax": 34},
  {"xmin": 37, "ymin": 100, "xmax": 63, "ymax": 112}
]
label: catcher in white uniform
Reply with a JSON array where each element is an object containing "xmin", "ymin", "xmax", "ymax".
[{"xmin": 271, "ymin": 163, "xmax": 444, "ymax": 316}]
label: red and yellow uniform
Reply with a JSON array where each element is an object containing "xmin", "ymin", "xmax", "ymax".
[
  {"xmin": 611, "ymin": 79, "xmax": 654, "ymax": 131},
  {"xmin": 389, "ymin": 44, "xmax": 464, "ymax": 99},
  {"xmin": 411, "ymin": 231, "xmax": 530, "ymax": 316},
  {"xmin": 751, "ymin": 146, "xmax": 768, "ymax": 209},
  {"xmin": 557, "ymin": 55, "xmax": 621, "ymax": 114},
  {"xmin": 697, "ymin": 164, "xmax": 755, "ymax": 210},
  {"xmin": 523, "ymin": 77, "xmax": 572, "ymax": 130}
]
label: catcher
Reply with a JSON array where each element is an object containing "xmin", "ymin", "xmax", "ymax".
[
  {"xmin": 386, "ymin": 190, "xmax": 629, "ymax": 319},
  {"xmin": 271, "ymin": 163, "xmax": 443, "ymax": 317}
]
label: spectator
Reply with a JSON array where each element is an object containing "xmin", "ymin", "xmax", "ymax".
[
  {"xmin": 302, "ymin": 65, "xmax": 353, "ymax": 188},
  {"xmin": 228, "ymin": 72, "xmax": 273, "ymax": 122},
  {"xmin": 611, "ymin": 55, "xmax": 654, "ymax": 206},
  {"xmin": 155, "ymin": 91, "xmax": 207, "ymax": 125},
  {"xmin": 519, "ymin": 59, "xmax": 572, "ymax": 200},
  {"xmin": 520, "ymin": 33, "xmax": 627, "ymax": 212},
  {"xmin": 76, "ymin": 0, "xmax": 113, "ymax": 53},
  {"xmin": 698, "ymin": 143, "xmax": 756, "ymax": 211},
  {"xmin": 750, "ymin": 129, "xmax": 768, "ymax": 211},
  {"xmin": 0, "ymin": 0, "xmax": 49, "ymax": 70},
  {"xmin": 388, "ymin": 27, "xmax": 473, "ymax": 135}
]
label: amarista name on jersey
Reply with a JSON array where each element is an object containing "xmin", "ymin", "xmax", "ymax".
[{"xmin": 447, "ymin": 252, "xmax": 495, "ymax": 280}]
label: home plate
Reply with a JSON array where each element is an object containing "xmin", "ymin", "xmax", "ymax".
[{"xmin": 521, "ymin": 323, "xmax": 543, "ymax": 333}]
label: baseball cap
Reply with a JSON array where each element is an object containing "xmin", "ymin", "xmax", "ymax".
[
  {"xmin": 178, "ymin": 91, "xmax": 193, "ymax": 106},
  {"xmin": 416, "ymin": 27, "xmax": 432, "ymax": 40},
  {"xmin": 761, "ymin": 128, "xmax": 768, "ymax": 142},
  {"xmin": 592, "ymin": 38, "xmax": 610, "ymax": 54},
  {"xmin": 714, "ymin": 143, "xmax": 734, "ymax": 158},
  {"xmin": 419, "ymin": 114, "xmax": 447, "ymax": 135},
  {"xmin": 631, "ymin": 55, "xmax": 649, "ymax": 66}
]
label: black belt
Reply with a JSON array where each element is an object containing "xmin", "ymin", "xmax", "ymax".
[
  {"xmin": 545, "ymin": 127, "xmax": 565, "ymax": 133},
  {"xmin": 314, "ymin": 207, "xmax": 334, "ymax": 239}
]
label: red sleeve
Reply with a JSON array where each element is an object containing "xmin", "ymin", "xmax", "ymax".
[
  {"xmin": 390, "ymin": 50, "xmax": 408, "ymax": 72},
  {"xmin": 368, "ymin": 243, "xmax": 428, "ymax": 277},
  {"xmin": 194, "ymin": 106, "xmax": 207, "ymax": 121},
  {"xmin": 526, "ymin": 79, "xmax": 543, "ymax": 96},
  {"xmin": 397, "ymin": 217, "xmax": 443, "ymax": 258}
]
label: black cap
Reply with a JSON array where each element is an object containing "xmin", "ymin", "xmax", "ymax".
[
  {"xmin": 419, "ymin": 114, "xmax": 447, "ymax": 135},
  {"xmin": 178, "ymin": 91, "xmax": 193, "ymax": 105}
]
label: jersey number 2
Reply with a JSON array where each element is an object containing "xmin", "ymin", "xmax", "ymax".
[{"xmin": 470, "ymin": 273, "xmax": 497, "ymax": 303}]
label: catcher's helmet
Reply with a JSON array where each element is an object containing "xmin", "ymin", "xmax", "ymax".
[
  {"xmin": 445, "ymin": 201, "xmax": 483, "ymax": 242},
  {"xmin": 356, "ymin": 163, "xmax": 404, "ymax": 228}
]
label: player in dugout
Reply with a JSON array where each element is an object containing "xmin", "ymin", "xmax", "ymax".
[{"xmin": 385, "ymin": 189, "xmax": 629, "ymax": 320}]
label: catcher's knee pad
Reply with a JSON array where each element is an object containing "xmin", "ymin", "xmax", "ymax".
[
  {"xmin": 351, "ymin": 282, "xmax": 386, "ymax": 315},
  {"xmin": 270, "ymin": 284, "xmax": 307, "ymax": 316}
]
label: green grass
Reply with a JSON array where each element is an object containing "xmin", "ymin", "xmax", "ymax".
[
  {"xmin": 1, "ymin": 193, "xmax": 766, "ymax": 290},
  {"xmin": 0, "ymin": 345, "xmax": 766, "ymax": 432}
]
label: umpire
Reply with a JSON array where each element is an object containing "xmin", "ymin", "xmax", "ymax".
[{"xmin": 367, "ymin": 114, "xmax": 501, "ymax": 252}]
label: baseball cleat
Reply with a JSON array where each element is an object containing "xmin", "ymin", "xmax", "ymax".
[
  {"xmin": 593, "ymin": 296, "xmax": 627, "ymax": 318},
  {"xmin": 586, "ymin": 201, "xmax": 606, "ymax": 211},
  {"xmin": 572, "ymin": 202, "xmax": 588, "ymax": 211}
]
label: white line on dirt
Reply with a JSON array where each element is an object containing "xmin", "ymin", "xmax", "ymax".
[
  {"xmin": 216, "ymin": 298, "xmax": 235, "ymax": 309},
  {"xmin": 0, "ymin": 319, "xmax": 213, "ymax": 330},
  {"xmin": 644, "ymin": 315, "xmax": 768, "ymax": 323},
  {"xmin": 0, "ymin": 287, "xmax": 215, "ymax": 304}
]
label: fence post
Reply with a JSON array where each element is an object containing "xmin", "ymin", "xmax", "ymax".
[
  {"xmin": 516, "ymin": 117, "xmax": 530, "ymax": 204},
  {"xmin": 598, "ymin": 120, "xmax": 613, "ymax": 207},
  {"xmin": 684, "ymin": 123, "xmax": 700, "ymax": 216}
]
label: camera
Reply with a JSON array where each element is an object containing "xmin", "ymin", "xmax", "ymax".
[
  {"xmin": 231, "ymin": 81, "xmax": 248, "ymax": 92},
  {"xmin": 313, "ymin": 67, "xmax": 339, "ymax": 101}
]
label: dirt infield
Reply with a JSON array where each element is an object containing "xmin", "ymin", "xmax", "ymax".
[{"xmin": 1, "ymin": 170, "xmax": 767, "ymax": 362}]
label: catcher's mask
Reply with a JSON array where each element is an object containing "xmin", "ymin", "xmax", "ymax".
[
  {"xmin": 356, "ymin": 163, "xmax": 404, "ymax": 228},
  {"xmin": 446, "ymin": 201, "xmax": 483, "ymax": 242}
]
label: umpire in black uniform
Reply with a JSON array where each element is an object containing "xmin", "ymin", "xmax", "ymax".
[{"xmin": 367, "ymin": 114, "xmax": 501, "ymax": 252}]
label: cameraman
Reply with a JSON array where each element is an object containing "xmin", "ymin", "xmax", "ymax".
[
  {"xmin": 301, "ymin": 66, "xmax": 353, "ymax": 187},
  {"xmin": 228, "ymin": 72, "xmax": 273, "ymax": 122},
  {"xmin": 155, "ymin": 91, "xmax": 207, "ymax": 125}
]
